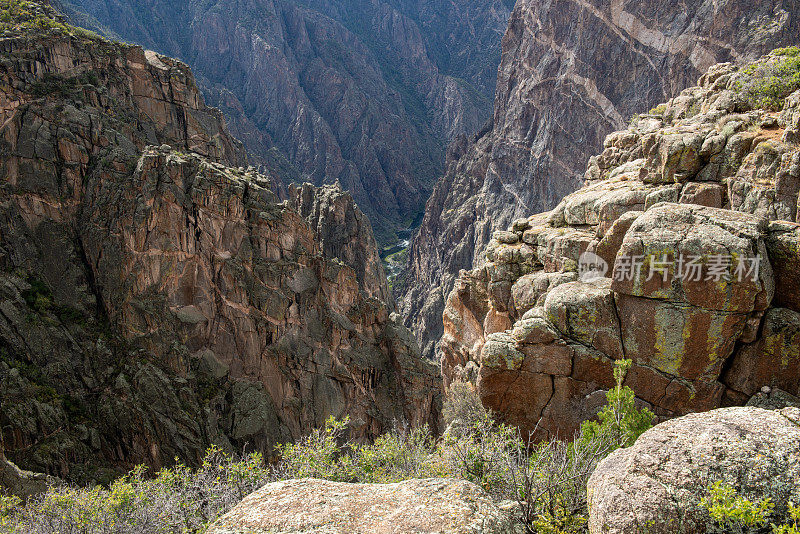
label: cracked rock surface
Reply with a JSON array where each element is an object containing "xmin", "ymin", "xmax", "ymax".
[
  {"xmin": 400, "ymin": 0, "xmax": 800, "ymax": 360},
  {"xmin": 0, "ymin": 5, "xmax": 440, "ymax": 485},
  {"xmin": 441, "ymin": 54, "xmax": 800, "ymax": 440}
]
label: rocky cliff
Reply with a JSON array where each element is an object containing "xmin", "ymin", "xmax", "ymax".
[
  {"xmin": 401, "ymin": 0, "xmax": 800, "ymax": 359},
  {"xmin": 441, "ymin": 51, "xmax": 800, "ymax": 439},
  {"xmin": 0, "ymin": 1, "xmax": 440, "ymax": 485},
  {"xmin": 60, "ymin": 0, "xmax": 514, "ymax": 246}
]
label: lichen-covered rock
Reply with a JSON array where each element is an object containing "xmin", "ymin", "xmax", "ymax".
[
  {"xmin": 587, "ymin": 407, "xmax": 800, "ymax": 534},
  {"xmin": 441, "ymin": 53, "xmax": 800, "ymax": 438},
  {"xmin": 207, "ymin": 478, "xmax": 523, "ymax": 534}
]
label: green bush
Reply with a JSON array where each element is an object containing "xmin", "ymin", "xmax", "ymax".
[
  {"xmin": 735, "ymin": 50, "xmax": 800, "ymax": 111},
  {"xmin": 2, "ymin": 449, "xmax": 274, "ymax": 533},
  {"xmin": 442, "ymin": 379, "xmax": 489, "ymax": 428},
  {"xmin": 774, "ymin": 47, "xmax": 800, "ymax": 58},
  {"xmin": 580, "ymin": 359, "xmax": 655, "ymax": 450},
  {"xmin": 700, "ymin": 481, "xmax": 800, "ymax": 534}
]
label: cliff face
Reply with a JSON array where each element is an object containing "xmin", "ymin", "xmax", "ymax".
[
  {"xmin": 441, "ymin": 52, "xmax": 800, "ymax": 439},
  {"xmin": 401, "ymin": 0, "xmax": 800, "ymax": 359},
  {"xmin": 0, "ymin": 3, "xmax": 440, "ymax": 485},
  {"xmin": 61, "ymin": 0, "xmax": 513, "ymax": 245}
]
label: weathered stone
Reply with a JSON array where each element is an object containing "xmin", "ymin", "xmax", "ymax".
[
  {"xmin": 588, "ymin": 407, "xmax": 800, "ymax": 534},
  {"xmin": 399, "ymin": 0, "xmax": 800, "ymax": 360},
  {"xmin": 746, "ymin": 388, "xmax": 800, "ymax": 409},
  {"xmin": 510, "ymin": 271, "xmax": 576, "ymax": 318},
  {"xmin": 0, "ymin": 442, "xmax": 58, "ymax": 500},
  {"xmin": 593, "ymin": 211, "xmax": 642, "ymax": 268},
  {"xmin": 544, "ymin": 280, "xmax": 623, "ymax": 359},
  {"xmin": 439, "ymin": 54, "xmax": 800, "ymax": 440},
  {"xmin": 723, "ymin": 308, "xmax": 800, "ymax": 397},
  {"xmin": 208, "ymin": 478, "xmax": 523, "ymax": 534},
  {"xmin": 767, "ymin": 221, "xmax": 800, "ymax": 312},
  {"xmin": 679, "ymin": 182, "xmax": 724, "ymax": 207}
]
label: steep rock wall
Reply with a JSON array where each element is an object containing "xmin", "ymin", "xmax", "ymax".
[
  {"xmin": 0, "ymin": 6, "xmax": 440, "ymax": 485},
  {"xmin": 401, "ymin": 0, "xmax": 800, "ymax": 359}
]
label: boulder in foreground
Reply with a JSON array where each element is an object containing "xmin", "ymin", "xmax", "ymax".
[
  {"xmin": 588, "ymin": 407, "xmax": 800, "ymax": 533},
  {"xmin": 208, "ymin": 477, "xmax": 522, "ymax": 534}
]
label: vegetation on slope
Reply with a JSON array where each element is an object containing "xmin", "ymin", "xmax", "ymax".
[
  {"xmin": 735, "ymin": 46, "xmax": 800, "ymax": 111},
  {"xmin": 0, "ymin": 0, "xmax": 101, "ymax": 39},
  {"xmin": 0, "ymin": 360, "xmax": 654, "ymax": 534}
]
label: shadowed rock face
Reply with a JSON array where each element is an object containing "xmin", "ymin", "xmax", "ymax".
[
  {"xmin": 440, "ymin": 55, "xmax": 800, "ymax": 440},
  {"xmin": 0, "ymin": 4, "xmax": 440, "ymax": 485},
  {"xmin": 60, "ymin": 0, "xmax": 514, "ymax": 245},
  {"xmin": 400, "ymin": 0, "xmax": 800, "ymax": 360}
]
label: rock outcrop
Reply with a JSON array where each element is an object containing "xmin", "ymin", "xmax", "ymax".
[
  {"xmin": 61, "ymin": 0, "xmax": 514, "ymax": 245},
  {"xmin": 0, "ymin": 3, "xmax": 440, "ymax": 485},
  {"xmin": 0, "ymin": 440, "xmax": 57, "ymax": 500},
  {"xmin": 440, "ymin": 52, "xmax": 800, "ymax": 439},
  {"xmin": 208, "ymin": 478, "xmax": 522, "ymax": 534},
  {"xmin": 401, "ymin": 0, "xmax": 800, "ymax": 359},
  {"xmin": 288, "ymin": 182, "xmax": 392, "ymax": 307},
  {"xmin": 587, "ymin": 407, "xmax": 800, "ymax": 534}
]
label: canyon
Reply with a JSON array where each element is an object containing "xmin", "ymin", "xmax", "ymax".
[
  {"xmin": 58, "ymin": 0, "xmax": 514, "ymax": 246},
  {"xmin": 0, "ymin": 1, "xmax": 439, "ymax": 484}
]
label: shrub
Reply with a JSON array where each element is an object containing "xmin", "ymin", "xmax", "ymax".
[
  {"xmin": 442, "ymin": 379, "xmax": 488, "ymax": 428},
  {"xmin": 509, "ymin": 431, "xmax": 609, "ymax": 534},
  {"xmin": 0, "ymin": 495, "xmax": 21, "ymax": 533},
  {"xmin": 735, "ymin": 51, "xmax": 800, "ymax": 111},
  {"xmin": 699, "ymin": 481, "xmax": 800, "ymax": 534},
  {"xmin": 348, "ymin": 425, "xmax": 445, "ymax": 483},
  {"xmin": 649, "ymin": 103, "xmax": 667, "ymax": 115},
  {"xmin": 775, "ymin": 503, "xmax": 800, "ymax": 534},
  {"xmin": 275, "ymin": 416, "xmax": 351, "ymax": 481},
  {"xmin": 579, "ymin": 359, "xmax": 655, "ymax": 450},
  {"xmin": 701, "ymin": 481, "xmax": 774, "ymax": 534},
  {"xmin": 2, "ymin": 449, "xmax": 274, "ymax": 533},
  {"xmin": 774, "ymin": 47, "xmax": 800, "ymax": 58},
  {"xmin": 441, "ymin": 411, "xmax": 519, "ymax": 496}
]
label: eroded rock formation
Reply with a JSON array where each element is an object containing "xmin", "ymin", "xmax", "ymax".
[
  {"xmin": 0, "ymin": 4, "xmax": 440, "ymax": 485},
  {"xmin": 441, "ymin": 54, "xmax": 800, "ymax": 439},
  {"xmin": 401, "ymin": 0, "xmax": 800, "ymax": 359}
]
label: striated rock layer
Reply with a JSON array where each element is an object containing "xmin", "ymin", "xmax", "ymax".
[
  {"xmin": 440, "ymin": 53, "xmax": 800, "ymax": 440},
  {"xmin": 0, "ymin": 4, "xmax": 440, "ymax": 485},
  {"xmin": 401, "ymin": 0, "xmax": 800, "ymax": 359}
]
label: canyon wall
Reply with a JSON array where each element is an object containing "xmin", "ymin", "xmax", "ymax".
[
  {"xmin": 401, "ymin": 0, "xmax": 800, "ymax": 359},
  {"xmin": 60, "ymin": 0, "xmax": 514, "ymax": 245},
  {"xmin": 0, "ymin": 2, "xmax": 440, "ymax": 485}
]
